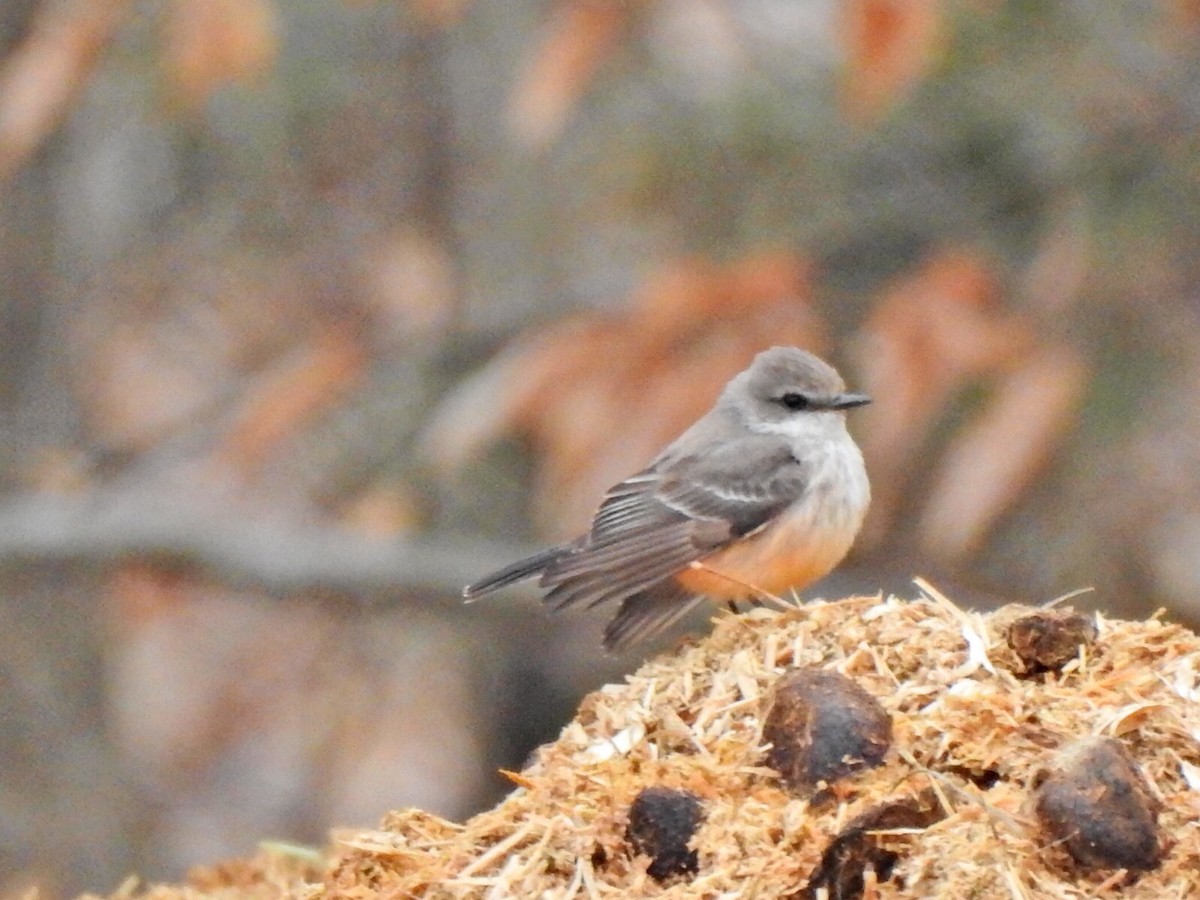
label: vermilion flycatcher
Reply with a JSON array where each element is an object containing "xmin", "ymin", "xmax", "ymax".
[{"xmin": 464, "ymin": 346, "xmax": 871, "ymax": 650}]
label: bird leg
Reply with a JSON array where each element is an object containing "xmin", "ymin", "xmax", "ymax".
[{"xmin": 687, "ymin": 561, "xmax": 793, "ymax": 612}]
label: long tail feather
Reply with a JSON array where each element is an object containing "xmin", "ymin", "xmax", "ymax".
[{"xmin": 462, "ymin": 544, "xmax": 568, "ymax": 600}]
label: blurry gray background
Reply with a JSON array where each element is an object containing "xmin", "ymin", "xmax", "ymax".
[{"xmin": 4, "ymin": 0, "xmax": 1200, "ymax": 894}]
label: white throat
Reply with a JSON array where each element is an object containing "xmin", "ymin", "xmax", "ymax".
[
  {"xmin": 748, "ymin": 411, "xmax": 849, "ymax": 444},
  {"xmin": 751, "ymin": 412, "xmax": 871, "ymax": 519}
]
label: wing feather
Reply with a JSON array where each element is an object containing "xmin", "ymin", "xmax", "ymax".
[
  {"xmin": 544, "ymin": 522, "xmax": 694, "ymax": 578},
  {"xmin": 655, "ymin": 442, "xmax": 807, "ymax": 535},
  {"xmin": 544, "ymin": 538, "xmax": 702, "ymax": 611},
  {"xmin": 602, "ymin": 582, "xmax": 705, "ymax": 651},
  {"xmin": 464, "ymin": 433, "xmax": 813, "ymax": 650},
  {"xmin": 540, "ymin": 437, "xmax": 809, "ymax": 613}
]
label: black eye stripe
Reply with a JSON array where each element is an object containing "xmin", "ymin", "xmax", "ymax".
[{"xmin": 778, "ymin": 392, "xmax": 810, "ymax": 411}]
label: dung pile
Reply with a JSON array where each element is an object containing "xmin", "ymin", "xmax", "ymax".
[{"xmin": 111, "ymin": 585, "xmax": 1200, "ymax": 899}]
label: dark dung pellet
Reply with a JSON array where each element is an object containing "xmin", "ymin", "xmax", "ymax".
[
  {"xmin": 624, "ymin": 786, "xmax": 704, "ymax": 882},
  {"xmin": 1034, "ymin": 736, "xmax": 1163, "ymax": 872},
  {"xmin": 1007, "ymin": 609, "xmax": 1098, "ymax": 673},
  {"xmin": 764, "ymin": 668, "xmax": 892, "ymax": 790}
]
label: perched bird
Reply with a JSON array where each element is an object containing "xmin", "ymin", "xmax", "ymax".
[{"xmin": 463, "ymin": 346, "xmax": 871, "ymax": 650}]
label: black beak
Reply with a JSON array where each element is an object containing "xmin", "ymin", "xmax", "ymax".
[{"xmin": 827, "ymin": 392, "xmax": 871, "ymax": 410}]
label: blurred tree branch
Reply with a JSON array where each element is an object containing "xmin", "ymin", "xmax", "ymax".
[{"xmin": 0, "ymin": 488, "xmax": 535, "ymax": 610}]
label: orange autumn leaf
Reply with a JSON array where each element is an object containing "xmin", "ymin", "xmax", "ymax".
[
  {"xmin": 508, "ymin": 0, "xmax": 646, "ymax": 148},
  {"xmin": 840, "ymin": 0, "xmax": 943, "ymax": 123},
  {"xmin": 217, "ymin": 329, "xmax": 365, "ymax": 475},
  {"xmin": 725, "ymin": 252, "xmax": 814, "ymax": 314},
  {"xmin": 83, "ymin": 320, "xmax": 224, "ymax": 452},
  {"xmin": 626, "ymin": 257, "xmax": 729, "ymax": 341},
  {"xmin": 0, "ymin": 0, "xmax": 135, "ymax": 180},
  {"xmin": 419, "ymin": 318, "xmax": 624, "ymax": 472},
  {"xmin": 1021, "ymin": 210, "xmax": 1089, "ymax": 315},
  {"xmin": 853, "ymin": 245, "xmax": 1090, "ymax": 561},
  {"xmin": 854, "ymin": 249, "xmax": 1032, "ymax": 546},
  {"xmin": 1167, "ymin": 0, "xmax": 1200, "ymax": 30},
  {"xmin": 918, "ymin": 345, "xmax": 1087, "ymax": 560},
  {"xmin": 627, "ymin": 252, "xmax": 819, "ymax": 344},
  {"xmin": 338, "ymin": 481, "xmax": 425, "ymax": 538},
  {"xmin": 109, "ymin": 562, "xmax": 192, "ymax": 628},
  {"xmin": 163, "ymin": 0, "xmax": 279, "ymax": 109},
  {"xmin": 356, "ymin": 229, "xmax": 457, "ymax": 342}
]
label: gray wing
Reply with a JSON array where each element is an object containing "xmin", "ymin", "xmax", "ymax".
[
  {"xmin": 602, "ymin": 581, "xmax": 706, "ymax": 651},
  {"xmin": 540, "ymin": 436, "xmax": 810, "ymax": 623}
]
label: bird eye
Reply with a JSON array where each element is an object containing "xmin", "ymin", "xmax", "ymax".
[{"xmin": 778, "ymin": 392, "xmax": 810, "ymax": 411}]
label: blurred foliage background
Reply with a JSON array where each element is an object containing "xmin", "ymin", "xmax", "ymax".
[{"xmin": 4, "ymin": 0, "xmax": 1200, "ymax": 893}]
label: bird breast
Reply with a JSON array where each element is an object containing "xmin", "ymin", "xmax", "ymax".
[{"xmin": 676, "ymin": 436, "xmax": 869, "ymax": 600}]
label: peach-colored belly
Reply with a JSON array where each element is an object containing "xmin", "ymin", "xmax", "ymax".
[{"xmin": 673, "ymin": 511, "xmax": 859, "ymax": 600}]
